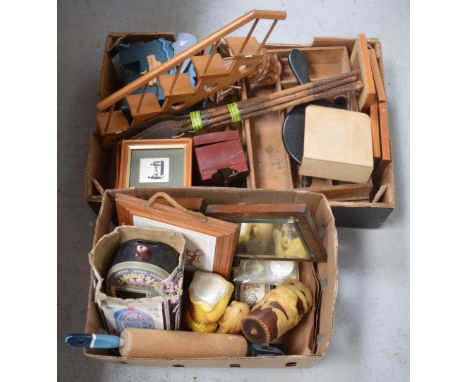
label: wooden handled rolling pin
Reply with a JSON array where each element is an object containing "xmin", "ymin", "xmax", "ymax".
[{"xmin": 66, "ymin": 328, "xmax": 248, "ymax": 358}]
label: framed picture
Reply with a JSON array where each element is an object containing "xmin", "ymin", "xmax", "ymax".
[
  {"xmin": 116, "ymin": 139, "xmax": 192, "ymax": 188},
  {"xmin": 205, "ymin": 203, "xmax": 327, "ymax": 262},
  {"xmin": 115, "ymin": 193, "xmax": 239, "ymax": 278}
]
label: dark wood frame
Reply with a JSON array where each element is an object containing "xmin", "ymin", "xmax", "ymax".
[
  {"xmin": 115, "ymin": 193, "xmax": 239, "ymax": 278},
  {"xmin": 205, "ymin": 203, "xmax": 327, "ymax": 262},
  {"xmin": 116, "ymin": 138, "xmax": 192, "ymax": 188}
]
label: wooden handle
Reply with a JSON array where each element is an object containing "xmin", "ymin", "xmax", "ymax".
[
  {"xmin": 119, "ymin": 328, "xmax": 248, "ymax": 358},
  {"xmin": 147, "ymin": 192, "xmax": 207, "ymax": 222}
]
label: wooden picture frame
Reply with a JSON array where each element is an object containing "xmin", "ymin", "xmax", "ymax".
[
  {"xmin": 115, "ymin": 193, "xmax": 239, "ymax": 278},
  {"xmin": 205, "ymin": 203, "xmax": 327, "ymax": 262},
  {"xmin": 116, "ymin": 138, "xmax": 192, "ymax": 188}
]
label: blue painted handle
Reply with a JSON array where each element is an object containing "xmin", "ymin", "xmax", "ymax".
[{"xmin": 65, "ymin": 333, "xmax": 121, "ymax": 349}]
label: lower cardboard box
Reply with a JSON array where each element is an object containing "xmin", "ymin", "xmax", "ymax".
[
  {"xmin": 84, "ymin": 187, "xmax": 338, "ymax": 368},
  {"xmin": 85, "ymin": 35, "xmax": 394, "ymax": 228}
]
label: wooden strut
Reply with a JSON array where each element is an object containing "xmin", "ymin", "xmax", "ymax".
[
  {"xmin": 256, "ymin": 19, "xmax": 278, "ymax": 54},
  {"xmin": 136, "ymin": 84, "xmax": 149, "ymax": 113},
  {"xmin": 203, "ymin": 40, "xmax": 221, "ymax": 74},
  {"xmin": 169, "ymin": 65, "xmax": 182, "ymax": 94},
  {"xmin": 104, "ymin": 103, "xmax": 115, "ymax": 132},
  {"xmin": 239, "ymin": 19, "xmax": 259, "ymax": 54}
]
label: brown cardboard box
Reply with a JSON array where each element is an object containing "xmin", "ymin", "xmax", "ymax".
[
  {"xmin": 85, "ymin": 34, "xmax": 394, "ymax": 227},
  {"xmin": 84, "ymin": 187, "xmax": 338, "ymax": 368}
]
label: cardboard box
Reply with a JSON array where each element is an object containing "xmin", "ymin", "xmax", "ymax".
[
  {"xmin": 85, "ymin": 34, "xmax": 394, "ymax": 227},
  {"xmin": 84, "ymin": 187, "xmax": 338, "ymax": 368}
]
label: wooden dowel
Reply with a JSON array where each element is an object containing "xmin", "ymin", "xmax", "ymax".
[
  {"xmin": 104, "ymin": 103, "xmax": 115, "ymax": 132},
  {"xmin": 203, "ymin": 40, "xmax": 220, "ymax": 74},
  {"xmin": 204, "ymin": 81, "xmax": 362, "ymax": 130},
  {"xmin": 187, "ymin": 70, "xmax": 359, "ymax": 124},
  {"xmin": 239, "ymin": 18, "xmax": 259, "ymax": 54},
  {"xmin": 136, "ymin": 84, "xmax": 148, "ymax": 113},
  {"xmin": 202, "ymin": 76, "xmax": 358, "ymax": 128},
  {"xmin": 256, "ymin": 19, "xmax": 278, "ymax": 54},
  {"xmin": 169, "ymin": 65, "xmax": 182, "ymax": 94},
  {"xmin": 179, "ymin": 71, "xmax": 358, "ymax": 129}
]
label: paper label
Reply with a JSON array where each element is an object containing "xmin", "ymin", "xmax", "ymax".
[{"xmin": 139, "ymin": 158, "xmax": 170, "ymax": 183}]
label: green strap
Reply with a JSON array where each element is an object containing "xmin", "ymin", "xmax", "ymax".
[
  {"xmin": 227, "ymin": 102, "xmax": 242, "ymax": 123},
  {"xmin": 189, "ymin": 110, "xmax": 204, "ymax": 132}
]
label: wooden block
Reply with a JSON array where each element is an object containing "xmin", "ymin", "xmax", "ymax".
[
  {"xmin": 374, "ymin": 102, "xmax": 391, "ymax": 178},
  {"xmin": 299, "ymin": 105, "xmax": 374, "ymax": 183},
  {"xmin": 195, "ymin": 139, "xmax": 248, "ymax": 182},
  {"xmin": 350, "ymin": 34, "xmax": 376, "ymax": 111},
  {"xmin": 368, "ymin": 48, "xmax": 386, "ymax": 102}
]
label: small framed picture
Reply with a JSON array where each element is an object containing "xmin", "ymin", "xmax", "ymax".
[
  {"xmin": 115, "ymin": 193, "xmax": 239, "ymax": 278},
  {"xmin": 116, "ymin": 139, "xmax": 192, "ymax": 188},
  {"xmin": 205, "ymin": 203, "xmax": 327, "ymax": 262}
]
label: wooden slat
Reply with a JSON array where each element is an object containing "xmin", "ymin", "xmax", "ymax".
[
  {"xmin": 370, "ymin": 102, "xmax": 381, "ymax": 160},
  {"xmin": 305, "ymin": 182, "xmax": 372, "ymax": 201},
  {"xmin": 374, "ymin": 102, "xmax": 391, "ymax": 178},
  {"xmin": 368, "ymin": 48, "xmax": 386, "ymax": 102},
  {"xmin": 350, "ymin": 34, "xmax": 376, "ymax": 110}
]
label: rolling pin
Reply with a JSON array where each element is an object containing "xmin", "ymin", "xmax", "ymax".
[{"xmin": 66, "ymin": 328, "xmax": 248, "ymax": 358}]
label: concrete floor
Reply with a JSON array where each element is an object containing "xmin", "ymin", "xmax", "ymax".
[{"xmin": 58, "ymin": 0, "xmax": 409, "ymax": 380}]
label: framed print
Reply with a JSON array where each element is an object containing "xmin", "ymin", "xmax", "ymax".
[
  {"xmin": 205, "ymin": 203, "xmax": 327, "ymax": 262},
  {"xmin": 115, "ymin": 193, "xmax": 239, "ymax": 278},
  {"xmin": 116, "ymin": 138, "xmax": 192, "ymax": 188}
]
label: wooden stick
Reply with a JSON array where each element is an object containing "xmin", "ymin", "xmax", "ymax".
[
  {"xmin": 203, "ymin": 40, "xmax": 221, "ymax": 74},
  {"xmin": 204, "ymin": 81, "xmax": 362, "ymax": 130},
  {"xmin": 136, "ymin": 84, "xmax": 148, "ymax": 113},
  {"xmin": 239, "ymin": 19, "xmax": 259, "ymax": 54},
  {"xmin": 197, "ymin": 76, "xmax": 359, "ymax": 129},
  {"xmin": 195, "ymin": 70, "xmax": 359, "ymax": 122},
  {"xmin": 256, "ymin": 19, "xmax": 278, "ymax": 54}
]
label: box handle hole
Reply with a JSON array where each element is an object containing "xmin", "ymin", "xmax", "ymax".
[{"xmin": 285, "ymin": 362, "xmax": 297, "ymax": 367}]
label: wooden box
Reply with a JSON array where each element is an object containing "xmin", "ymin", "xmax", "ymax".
[
  {"xmin": 85, "ymin": 35, "xmax": 394, "ymax": 227},
  {"xmin": 241, "ymin": 38, "xmax": 394, "ymax": 228},
  {"xmin": 299, "ymin": 105, "xmax": 374, "ymax": 183}
]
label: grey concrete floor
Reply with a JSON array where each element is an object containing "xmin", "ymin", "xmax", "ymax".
[{"xmin": 58, "ymin": 0, "xmax": 409, "ymax": 381}]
